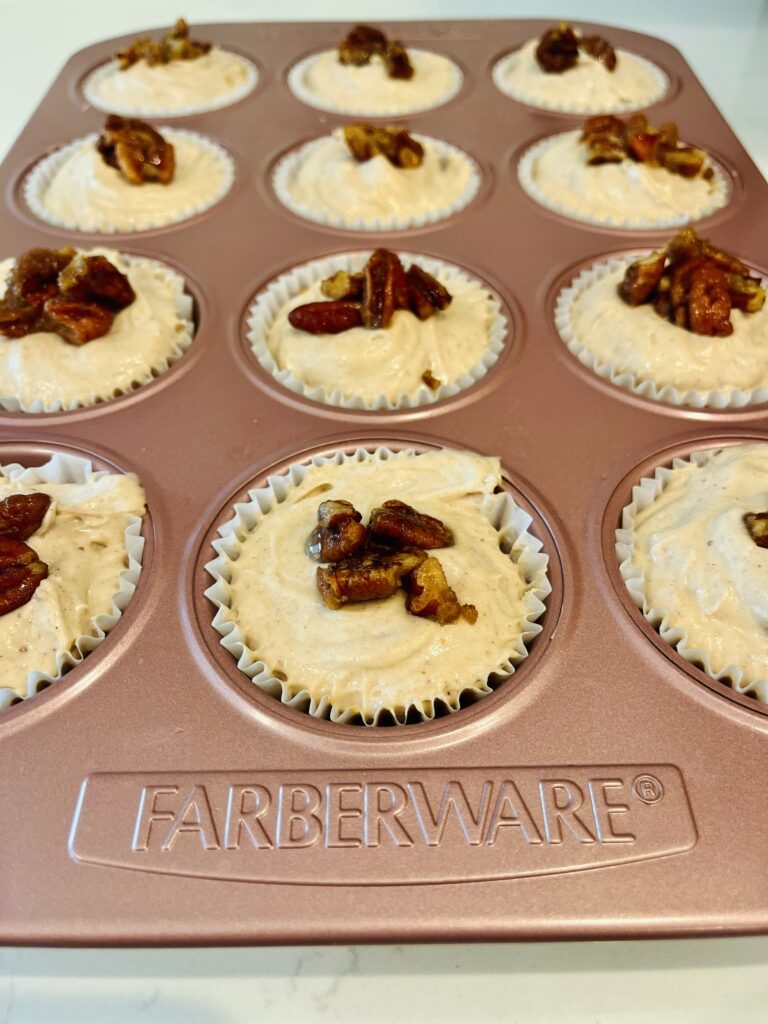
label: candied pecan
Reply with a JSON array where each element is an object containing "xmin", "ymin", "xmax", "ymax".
[
  {"xmin": 58, "ymin": 254, "xmax": 135, "ymax": 310},
  {"xmin": 665, "ymin": 258, "xmax": 732, "ymax": 337},
  {"xmin": 581, "ymin": 114, "xmax": 626, "ymax": 164},
  {"xmin": 726, "ymin": 273, "xmax": 766, "ymax": 314},
  {"xmin": 316, "ymin": 550, "xmax": 426, "ymax": 609},
  {"xmin": 405, "ymin": 556, "xmax": 476, "ymax": 625},
  {"xmin": 116, "ymin": 18, "xmax": 210, "ymax": 69},
  {"xmin": 535, "ymin": 23, "xmax": 579, "ymax": 73},
  {"xmin": 369, "ymin": 499, "xmax": 454, "ymax": 550},
  {"xmin": 0, "ymin": 302, "xmax": 38, "ymax": 340},
  {"xmin": 422, "ymin": 369, "xmax": 441, "ymax": 391},
  {"xmin": 660, "ymin": 145, "xmax": 707, "ymax": 178},
  {"xmin": 339, "ymin": 24, "xmax": 387, "ymax": 65},
  {"xmin": 384, "ymin": 41, "xmax": 414, "ymax": 79},
  {"xmin": 288, "ymin": 300, "xmax": 363, "ymax": 335},
  {"xmin": 5, "ymin": 248, "xmax": 74, "ymax": 307},
  {"xmin": 97, "ymin": 115, "xmax": 175, "ymax": 185},
  {"xmin": 618, "ymin": 250, "xmax": 666, "ymax": 306},
  {"xmin": 306, "ymin": 499, "xmax": 367, "ymax": 562},
  {"xmin": 625, "ymin": 113, "xmax": 661, "ymax": 163},
  {"xmin": 744, "ymin": 512, "xmax": 768, "ymax": 548},
  {"xmin": 0, "ymin": 537, "xmax": 48, "ymax": 616},
  {"xmin": 343, "ymin": 124, "xmax": 424, "ymax": 168},
  {"xmin": 406, "ymin": 265, "xmax": 452, "ymax": 320},
  {"xmin": 362, "ymin": 249, "xmax": 409, "ymax": 329},
  {"xmin": 0, "ymin": 493, "xmax": 51, "ymax": 540},
  {"xmin": 320, "ymin": 270, "xmax": 364, "ymax": 301},
  {"xmin": 41, "ymin": 297, "xmax": 115, "ymax": 346},
  {"xmin": 579, "ymin": 34, "xmax": 616, "ymax": 71}
]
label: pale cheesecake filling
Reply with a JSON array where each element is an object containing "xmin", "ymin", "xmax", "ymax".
[
  {"xmin": 521, "ymin": 130, "xmax": 727, "ymax": 227},
  {"xmin": 291, "ymin": 48, "xmax": 461, "ymax": 115},
  {"xmin": 566, "ymin": 261, "xmax": 768, "ymax": 396},
  {"xmin": 29, "ymin": 131, "xmax": 233, "ymax": 233},
  {"xmin": 277, "ymin": 130, "xmax": 478, "ymax": 229},
  {"xmin": 496, "ymin": 38, "xmax": 666, "ymax": 113},
  {"xmin": 221, "ymin": 450, "xmax": 544, "ymax": 720},
  {"xmin": 630, "ymin": 444, "xmax": 768, "ymax": 688},
  {"xmin": 264, "ymin": 269, "xmax": 498, "ymax": 404},
  {"xmin": 0, "ymin": 472, "xmax": 146, "ymax": 694},
  {"xmin": 84, "ymin": 48, "xmax": 257, "ymax": 115},
  {"xmin": 0, "ymin": 249, "xmax": 193, "ymax": 409}
]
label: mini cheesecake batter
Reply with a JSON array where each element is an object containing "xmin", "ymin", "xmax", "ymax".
[
  {"xmin": 84, "ymin": 48, "xmax": 257, "ymax": 116},
  {"xmin": 0, "ymin": 472, "xmax": 146, "ymax": 694},
  {"xmin": 630, "ymin": 444, "xmax": 768, "ymax": 691},
  {"xmin": 220, "ymin": 450, "xmax": 545, "ymax": 721},
  {"xmin": 496, "ymin": 38, "xmax": 666, "ymax": 113},
  {"xmin": 290, "ymin": 48, "xmax": 461, "ymax": 115},
  {"xmin": 276, "ymin": 130, "xmax": 478, "ymax": 230},
  {"xmin": 0, "ymin": 249, "xmax": 193, "ymax": 409}
]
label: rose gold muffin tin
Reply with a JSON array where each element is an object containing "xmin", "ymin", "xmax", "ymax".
[{"xmin": 0, "ymin": 20, "xmax": 766, "ymax": 945}]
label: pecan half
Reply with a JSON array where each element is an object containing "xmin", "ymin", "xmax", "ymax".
[
  {"xmin": 58, "ymin": 254, "xmax": 136, "ymax": 310},
  {"xmin": 406, "ymin": 265, "xmax": 452, "ymax": 320},
  {"xmin": 316, "ymin": 550, "xmax": 426, "ymax": 609},
  {"xmin": 660, "ymin": 258, "xmax": 732, "ymax": 337},
  {"xmin": 405, "ymin": 556, "xmax": 477, "ymax": 625},
  {"xmin": 0, "ymin": 493, "xmax": 51, "ymax": 540},
  {"xmin": 288, "ymin": 300, "xmax": 363, "ymax": 335},
  {"xmin": 5, "ymin": 248, "xmax": 74, "ymax": 307},
  {"xmin": 0, "ymin": 537, "xmax": 48, "ymax": 616},
  {"xmin": 97, "ymin": 115, "xmax": 175, "ymax": 185},
  {"xmin": 744, "ymin": 512, "xmax": 768, "ymax": 549},
  {"xmin": 369, "ymin": 499, "xmax": 454, "ymax": 550},
  {"xmin": 580, "ymin": 34, "xmax": 616, "ymax": 71},
  {"xmin": 306, "ymin": 499, "xmax": 367, "ymax": 562},
  {"xmin": 384, "ymin": 41, "xmax": 414, "ymax": 79},
  {"xmin": 362, "ymin": 249, "xmax": 409, "ymax": 329},
  {"xmin": 535, "ymin": 23, "xmax": 579, "ymax": 73},
  {"xmin": 618, "ymin": 250, "xmax": 666, "ymax": 306},
  {"xmin": 320, "ymin": 270, "xmax": 364, "ymax": 301},
  {"xmin": 41, "ymin": 297, "xmax": 116, "ymax": 346},
  {"xmin": 343, "ymin": 124, "xmax": 424, "ymax": 168},
  {"xmin": 338, "ymin": 24, "xmax": 387, "ymax": 66}
]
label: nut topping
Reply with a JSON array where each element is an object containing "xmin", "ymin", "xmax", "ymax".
[
  {"xmin": 362, "ymin": 249, "xmax": 409, "ymax": 329},
  {"xmin": 406, "ymin": 556, "xmax": 478, "ymax": 625},
  {"xmin": 320, "ymin": 270, "xmax": 364, "ymax": 302},
  {"xmin": 0, "ymin": 537, "xmax": 49, "ymax": 616},
  {"xmin": 744, "ymin": 512, "xmax": 768, "ymax": 548},
  {"xmin": 116, "ymin": 18, "xmax": 211, "ymax": 69},
  {"xmin": 368, "ymin": 500, "xmax": 454, "ymax": 550},
  {"xmin": 535, "ymin": 23, "xmax": 616, "ymax": 74},
  {"xmin": 406, "ymin": 265, "xmax": 453, "ymax": 320},
  {"xmin": 0, "ymin": 248, "xmax": 136, "ymax": 345},
  {"xmin": 317, "ymin": 550, "xmax": 426, "ymax": 609},
  {"xmin": 581, "ymin": 113, "xmax": 710, "ymax": 179},
  {"xmin": 288, "ymin": 301, "xmax": 363, "ymax": 335},
  {"xmin": 306, "ymin": 499, "xmax": 367, "ymax": 562},
  {"xmin": 338, "ymin": 25, "xmax": 414, "ymax": 79},
  {"xmin": 422, "ymin": 370, "xmax": 441, "ymax": 391},
  {"xmin": 97, "ymin": 115, "xmax": 175, "ymax": 185},
  {"xmin": 618, "ymin": 229, "xmax": 765, "ymax": 337},
  {"xmin": 0, "ymin": 493, "xmax": 51, "ymax": 541},
  {"xmin": 343, "ymin": 124, "xmax": 424, "ymax": 168}
]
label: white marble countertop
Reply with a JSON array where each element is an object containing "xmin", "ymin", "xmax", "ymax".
[{"xmin": 0, "ymin": 0, "xmax": 766, "ymax": 1020}]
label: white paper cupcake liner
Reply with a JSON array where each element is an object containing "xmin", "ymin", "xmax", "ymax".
[
  {"xmin": 272, "ymin": 133, "xmax": 481, "ymax": 232},
  {"xmin": 246, "ymin": 252, "xmax": 507, "ymax": 410},
  {"xmin": 518, "ymin": 134, "xmax": 730, "ymax": 230},
  {"xmin": 287, "ymin": 49, "xmax": 463, "ymax": 117},
  {"xmin": 616, "ymin": 447, "xmax": 767, "ymax": 704},
  {"xmin": 555, "ymin": 255, "xmax": 768, "ymax": 409},
  {"xmin": 0, "ymin": 453, "xmax": 146, "ymax": 710},
  {"xmin": 492, "ymin": 49, "xmax": 669, "ymax": 114},
  {"xmin": 23, "ymin": 130, "xmax": 235, "ymax": 234},
  {"xmin": 82, "ymin": 51, "xmax": 259, "ymax": 117},
  {"xmin": 205, "ymin": 447, "xmax": 551, "ymax": 725},
  {"xmin": 0, "ymin": 250, "xmax": 195, "ymax": 413}
]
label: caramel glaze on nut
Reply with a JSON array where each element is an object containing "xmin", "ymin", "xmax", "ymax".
[
  {"xmin": 116, "ymin": 18, "xmax": 211, "ymax": 70},
  {"xmin": 97, "ymin": 115, "xmax": 175, "ymax": 186},
  {"xmin": 581, "ymin": 113, "xmax": 711, "ymax": 179},
  {"xmin": 338, "ymin": 24, "xmax": 414, "ymax": 79},
  {"xmin": 535, "ymin": 22, "xmax": 616, "ymax": 74},
  {"xmin": 0, "ymin": 494, "xmax": 53, "ymax": 616}
]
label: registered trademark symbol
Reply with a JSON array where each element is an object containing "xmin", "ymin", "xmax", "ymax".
[{"xmin": 632, "ymin": 774, "xmax": 664, "ymax": 804}]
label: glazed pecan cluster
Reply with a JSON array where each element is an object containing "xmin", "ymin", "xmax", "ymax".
[
  {"xmin": 0, "ymin": 492, "xmax": 51, "ymax": 616},
  {"xmin": 619, "ymin": 229, "xmax": 765, "ymax": 337},
  {"xmin": 115, "ymin": 18, "xmax": 211, "ymax": 69},
  {"xmin": 289, "ymin": 249, "xmax": 452, "ymax": 336},
  {"xmin": 535, "ymin": 23, "xmax": 616, "ymax": 74},
  {"xmin": 338, "ymin": 24, "xmax": 414, "ymax": 79},
  {"xmin": 744, "ymin": 512, "xmax": 768, "ymax": 548},
  {"xmin": 0, "ymin": 248, "xmax": 136, "ymax": 345},
  {"xmin": 308, "ymin": 497, "xmax": 477, "ymax": 625},
  {"xmin": 581, "ymin": 114, "xmax": 711, "ymax": 179},
  {"xmin": 343, "ymin": 123, "xmax": 424, "ymax": 168},
  {"xmin": 97, "ymin": 115, "xmax": 175, "ymax": 185}
]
